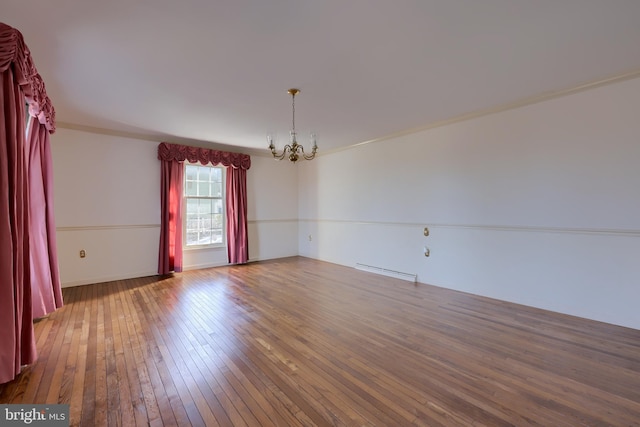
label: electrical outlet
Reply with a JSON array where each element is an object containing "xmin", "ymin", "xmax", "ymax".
[{"xmin": 79, "ymin": 249, "xmax": 86, "ymax": 258}]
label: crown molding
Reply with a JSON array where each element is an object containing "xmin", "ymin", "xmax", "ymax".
[
  {"xmin": 55, "ymin": 121, "xmax": 268, "ymax": 157},
  {"xmin": 322, "ymin": 68, "xmax": 640, "ymax": 157}
]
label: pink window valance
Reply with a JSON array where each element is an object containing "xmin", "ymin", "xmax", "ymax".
[
  {"xmin": 157, "ymin": 142, "xmax": 251, "ymax": 170},
  {"xmin": 0, "ymin": 23, "xmax": 55, "ymax": 133}
]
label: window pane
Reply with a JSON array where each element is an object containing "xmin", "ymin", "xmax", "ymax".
[
  {"xmin": 199, "ymin": 199, "xmax": 213, "ymax": 214},
  {"xmin": 211, "ymin": 182, "xmax": 222, "ymax": 198},
  {"xmin": 199, "ymin": 231, "xmax": 212, "ymax": 245},
  {"xmin": 212, "ymin": 213, "xmax": 223, "ymax": 229},
  {"xmin": 186, "ymin": 230, "xmax": 199, "ymax": 245},
  {"xmin": 213, "ymin": 199, "xmax": 222, "ymax": 214},
  {"xmin": 185, "ymin": 181, "xmax": 197, "ymax": 196},
  {"xmin": 211, "ymin": 167, "xmax": 222, "ymax": 181},
  {"xmin": 187, "ymin": 198, "xmax": 198, "ymax": 212},
  {"xmin": 198, "ymin": 181, "xmax": 210, "ymax": 196},
  {"xmin": 198, "ymin": 166, "xmax": 210, "ymax": 181},
  {"xmin": 186, "ymin": 165, "xmax": 197, "ymax": 181}
]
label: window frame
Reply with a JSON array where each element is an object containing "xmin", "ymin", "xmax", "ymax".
[{"xmin": 182, "ymin": 162, "xmax": 226, "ymax": 250}]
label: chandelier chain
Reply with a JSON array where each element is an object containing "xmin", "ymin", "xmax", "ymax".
[{"xmin": 291, "ymin": 92, "xmax": 296, "ymax": 133}]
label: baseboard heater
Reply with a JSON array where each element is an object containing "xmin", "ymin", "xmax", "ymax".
[{"xmin": 355, "ymin": 263, "xmax": 417, "ymax": 283}]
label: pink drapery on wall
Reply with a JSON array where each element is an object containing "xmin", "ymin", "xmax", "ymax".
[
  {"xmin": 0, "ymin": 60, "xmax": 35, "ymax": 385},
  {"xmin": 0, "ymin": 23, "xmax": 61, "ymax": 384},
  {"xmin": 226, "ymin": 167, "xmax": 248, "ymax": 264},
  {"xmin": 157, "ymin": 142, "xmax": 251, "ymax": 272},
  {"xmin": 158, "ymin": 159, "xmax": 184, "ymax": 274},
  {"xmin": 28, "ymin": 118, "xmax": 63, "ymax": 318}
]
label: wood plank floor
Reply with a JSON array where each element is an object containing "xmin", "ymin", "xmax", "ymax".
[{"xmin": 1, "ymin": 256, "xmax": 639, "ymax": 426}]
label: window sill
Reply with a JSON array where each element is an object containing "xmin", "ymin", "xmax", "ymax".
[{"xmin": 183, "ymin": 244, "xmax": 226, "ymax": 252}]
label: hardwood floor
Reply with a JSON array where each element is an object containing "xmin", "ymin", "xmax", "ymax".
[{"xmin": 1, "ymin": 257, "xmax": 639, "ymax": 426}]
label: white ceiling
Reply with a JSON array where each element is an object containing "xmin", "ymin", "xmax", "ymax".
[{"xmin": 4, "ymin": 1, "xmax": 640, "ymax": 154}]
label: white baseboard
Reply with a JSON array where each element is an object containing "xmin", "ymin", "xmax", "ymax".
[
  {"xmin": 355, "ymin": 263, "xmax": 417, "ymax": 283},
  {"xmin": 61, "ymin": 270, "xmax": 158, "ymax": 288}
]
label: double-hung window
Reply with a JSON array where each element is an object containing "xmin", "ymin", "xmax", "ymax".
[{"xmin": 184, "ymin": 163, "xmax": 225, "ymax": 247}]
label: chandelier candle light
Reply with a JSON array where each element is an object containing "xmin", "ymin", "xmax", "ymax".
[{"xmin": 268, "ymin": 88, "xmax": 318, "ymax": 162}]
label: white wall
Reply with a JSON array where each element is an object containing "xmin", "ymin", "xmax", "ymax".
[
  {"xmin": 52, "ymin": 129, "xmax": 160, "ymax": 287},
  {"xmin": 298, "ymin": 76, "xmax": 640, "ymax": 330},
  {"xmin": 246, "ymin": 156, "xmax": 299, "ymax": 261},
  {"xmin": 51, "ymin": 129, "xmax": 298, "ymax": 287}
]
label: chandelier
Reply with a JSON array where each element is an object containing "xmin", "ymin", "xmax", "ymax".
[{"xmin": 267, "ymin": 88, "xmax": 318, "ymax": 162}]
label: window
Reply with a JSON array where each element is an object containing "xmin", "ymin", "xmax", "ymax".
[{"xmin": 184, "ymin": 163, "xmax": 225, "ymax": 247}]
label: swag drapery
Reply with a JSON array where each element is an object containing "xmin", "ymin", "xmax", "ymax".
[
  {"xmin": 157, "ymin": 142, "xmax": 251, "ymax": 274},
  {"xmin": 0, "ymin": 23, "xmax": 62, "ymax": 384}
]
